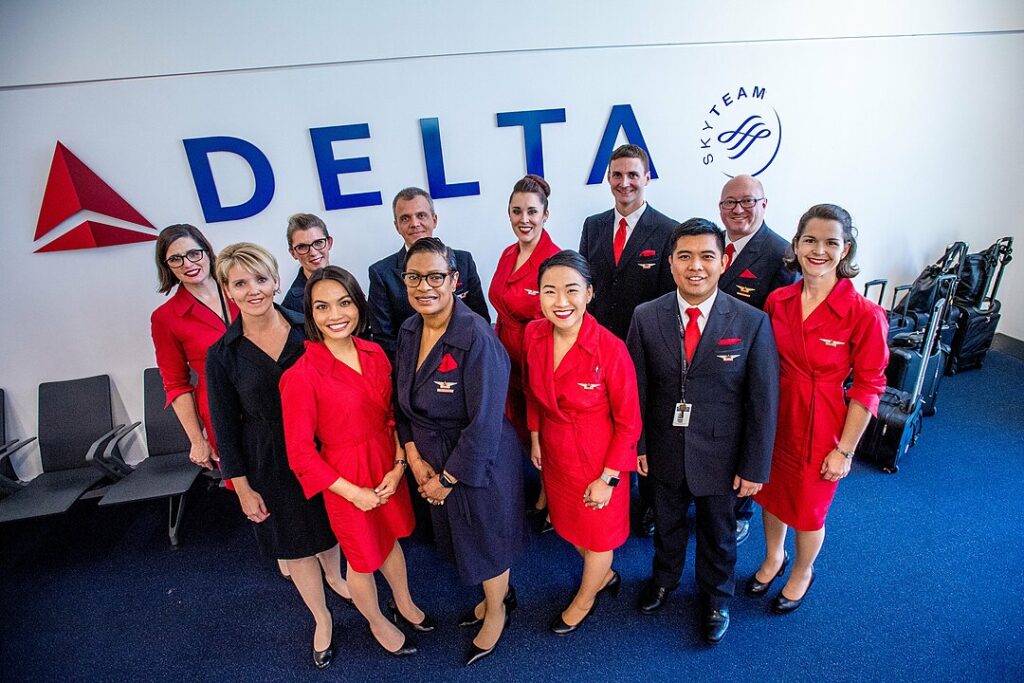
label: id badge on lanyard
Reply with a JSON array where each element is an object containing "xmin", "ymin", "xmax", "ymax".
[{"xmin": 674, "ymin": 310, "xmax": 693, "ymax": 428}]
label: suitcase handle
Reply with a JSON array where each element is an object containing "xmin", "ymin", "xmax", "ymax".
[
  {"xmin": 909, "ymin": 298, "xmax": 945, "ymax": 409},
  {"xmin": 891, "ymin": 284, "xmax": 913, "ymax": 317},
  {"xmin": 863, "ymin": 278, "xmax": 887, "ymax": 305},
  {"xmin": 986, "ymin": 236, "xmax": 1014, "ymax": 306}
]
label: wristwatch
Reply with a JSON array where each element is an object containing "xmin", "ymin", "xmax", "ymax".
[
  {"xmin": 600, "ymin": 473, "xmax": 621, "ymax": 487},
  {"xmin": 438, "ymin": 473, "xmax": 456, "ymax": 489}
]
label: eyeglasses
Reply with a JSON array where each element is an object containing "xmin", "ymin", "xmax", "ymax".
[
  {"xmin": 402, "ymin": 271, "xmax": 451, "ymax": 288},
  {"xmin": 165, "ymin": 249, "xmax": 205, "ymax": 268},
  {"xmin": 719, "ymin": 197, "xmax": 764, "ymax": 210},
  {"xmin": 291, "ymin": 237, "xmax": 329, "ymax": 255}
]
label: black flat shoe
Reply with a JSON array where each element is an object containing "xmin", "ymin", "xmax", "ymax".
[
  {"xmin": 312, "ymin": 610, "xmax": 334, "ymax": 670},
  {"xmin": 549, "ymin": 595, "xmax": 600, "ymax": 635},
  {"xmin": 771, "ymin": 570, "xmax": 815, "ymax": 614},
  {"xmin": 372, "ymin": 628, "xmax": 418, "ymax": 657},
  {"xmin": 702, "ymin": 607, "xmax": 730, "ymax": 645},
  {"xmin": 388, "ymin": 599, "xmax": 436, "ymax": 632},
  {"xmin": 744, "ymin": 551, "xmax": 790, "ymax": 598},
  {"xmin": 539, "ymin": 517, "xmax": 554, "ymax": 534},
  {"xmin": 597, "ymin": 571, "xmax": 621, "ymax": 599},
  {"xmin": 458, "ymin": 586, "xmax": 518, "ymax": 627},
  {"xmin": 464, "ymin": 604, "xmax": 512, "ymax": 666},
  {"xmin": 638, "ymin": 580, "xmax": 673, "ymax": 614}
]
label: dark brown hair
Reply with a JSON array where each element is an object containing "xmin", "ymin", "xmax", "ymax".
[
  {"xmin": 303, "ymin": 265, "xmax": 369, "ymax": 341},
  {"xmin": 286, "ymin": 213, "xmax": 329, "ymax": 248},
  {"xmin": 784, "ymin": 203, "xmax": 860, "ymax": 278},
  {"xmin": 508, "ymin": 174, "xmax": 551, "ymax": 210},
  {"xmin": 609, "ymin": 144, "xmax": 649, "ymax": 175},
  {"xmin": 154, "ymin": 224, "xmax": 216, "ymax": 295},
  {"xmin": 669, "ymin": 218, "xmax": 725, "ymax": 255},
  {"xmin": 538, "ymin": 249, "xmax": 592, "ymax": 288},
  {"xmin": 403, "ymin": 236, "xmax": 457, "ymax": 272}
]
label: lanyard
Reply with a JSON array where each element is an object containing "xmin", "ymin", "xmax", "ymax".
[{"xmin": 676, "ymin": 309, "xmax": 691, "ymax": 403}]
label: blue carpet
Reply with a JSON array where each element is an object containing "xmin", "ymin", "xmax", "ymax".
[{"xmin": 2, "ymin": 352, "xmax": 1022, "ymax": 682}]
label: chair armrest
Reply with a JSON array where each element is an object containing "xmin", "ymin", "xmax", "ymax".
[
  {"xmin": 0, "ymin": 438, "xmax": 35, "ymax": 493},
  {"xmin": 86, "ymin": 425, "xmax": 132, "ymax": 480},
  {"xmin": 0, "ymin": 436, "xmax": 36, "ymax": 459},
  {"xmin": 102, "ymin": 421, "xmax": 142, "ymax": 475}
]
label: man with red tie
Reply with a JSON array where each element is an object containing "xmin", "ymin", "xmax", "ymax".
[
  {"xmin": 579, "ymin": 144, "xmax": 676, "ymax": 537},
  {"xmin": 626, "ymin": 218, "xmax": 779, "ymax": 644},
  {"xmin": 716, "ymin": 175, "xmax": 798, "ymax": 545}
]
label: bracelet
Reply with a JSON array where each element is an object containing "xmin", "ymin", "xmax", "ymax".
[
  {"xmin": 835, "ymin": 447, "xmax": 855, "ymax": 459},
  {"xmin": 394, "ymin": 459, "xmax": 408, "ymax": 468}
]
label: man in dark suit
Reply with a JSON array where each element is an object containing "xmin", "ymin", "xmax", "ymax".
[
  {"xmin": 281, "ymin": 213, "xmax": 334, "ymax": 315},
  {"xmin": 626, "ymin": 218, "xmax": 779, "ymax": 644},
  {"xmin": 716, "ymin": 175, "xmax": 798, "ymax": 545},
  {"xmin": 368, "ymin": 187, "xmax": 490, "ymax": 359},
  {"xmin": 580, "ymin": 144, "xmax": 676, "ymax": 536}
]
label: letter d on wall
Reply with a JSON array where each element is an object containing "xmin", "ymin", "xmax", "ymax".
[{"xmin": 183, "ymin": 136, "xmax": 275, "ymax": 223}]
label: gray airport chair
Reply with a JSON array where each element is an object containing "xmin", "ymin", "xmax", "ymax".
[{"xmin": 0, "ymin": 388, "xmax": 37, "ymax": 498}]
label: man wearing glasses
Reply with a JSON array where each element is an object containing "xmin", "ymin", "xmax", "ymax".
[
  {"xmin": 716, "ymin": 175, "xmax": 797, "ymax": 546},
  {"xmin": 368, "ymin": 187, "xmax": 490, "ymax": 359},
  {"xmin": 282, "ymin": 213, "xmax": 335, "ymax": 315}
]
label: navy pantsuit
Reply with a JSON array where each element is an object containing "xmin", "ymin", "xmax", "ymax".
[{"xmin": 395, "ymin": 299, "xmax": 527, "ymax": 585}]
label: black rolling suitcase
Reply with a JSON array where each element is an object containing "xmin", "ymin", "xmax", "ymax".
[
  {"xmin": 857, "ymin": 298, "xmax": 944, "ymax": 473},
  {"xmin": 949, "ymin": 237, "xmax": 1013, "ymax": 373}
]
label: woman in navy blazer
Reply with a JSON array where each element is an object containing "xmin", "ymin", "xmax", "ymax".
[{"xmin": 394, "ymin": 237, "xmax": 527, "ymax": 666}]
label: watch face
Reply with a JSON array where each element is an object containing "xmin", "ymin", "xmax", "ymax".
[{"xmin": 605, "ymin": 475, "xmax": 620, "ymax": 487}]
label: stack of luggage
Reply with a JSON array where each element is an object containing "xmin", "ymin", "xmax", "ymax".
[{"xmin": 947, "ymin": 237, "xmax": 1013, "ymax": 373}]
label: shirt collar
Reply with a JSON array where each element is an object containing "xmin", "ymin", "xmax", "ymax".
[
  {"xmin": 676, "ymin": 287, "xmax": 718, "ymax": 322},
  {"xmin": 727, "ymin": 226, "xmax": 760, "ymax": 255},
  {"xmin": 614, "ymin": 202, "xmax": 647, "ymax": 232}
]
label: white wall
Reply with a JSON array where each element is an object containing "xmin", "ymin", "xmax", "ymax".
[{"xmin": 1, "ymin": 2, "xmax": 1022, "ymax": 478}]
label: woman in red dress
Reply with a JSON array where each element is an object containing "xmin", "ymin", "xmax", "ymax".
[
  {"xmin": 523, "ymin": 250, "xmax": 641, "ymax": 634},
  {"xmin": 749, "ymin": 204, "xmax": 888, "ymax": 613},
  {"xmin": 488, "ymin": 174, "xmax": 561, "ymax": 519},
  {"xmin": 281, "ymin": 266, "xmax": 426, "ymax": 658}
]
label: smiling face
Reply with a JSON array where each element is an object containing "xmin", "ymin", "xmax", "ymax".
[
  {"xmin": 224, "ymin": 264, "xmax": 278, "ymax": 318},
  {"xmin": 669, "ymin": 234, "xmax": 727, "ymax": 305},
  {"xmin": 719, "ymin": 175, "xmax": 767, "ymax": 240},
  {"xmin": 795, "ymin": 217, "xmax": 851, "ymax": 281},
  {"xmin": 508, "ymin": 191, "xmax": 548, "ymax": 247},
  {"xmin": 310, "ymin": 279, "xmax": 359, "ymax": 342},
  {"xmin": 404, "ymin": 250, "xmax": 457, "ymax": 318},
  {"xmin": 607, "ymin": 157, "xmax": 650, "ymax": 216},
  {"xmin": 540, "ymin": 265, "xmax": 593, "ymax": 333},
  {"xmin": 165, "ymin": 237, "xmax": 211, "ymax": 286},
  {"xmin": 289, "ymin": 226, "xmax": 333, "ymax": 276},
  {"xmin": 394, "ymin": 196, "xmax": 438, "ymax": 248}
]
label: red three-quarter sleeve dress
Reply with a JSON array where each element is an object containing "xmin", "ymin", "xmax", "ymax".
[
  {"xmin": 280, "ymin": 338, "xmax": 415, "ymax": 573},
  {"xmin": 523, "ymin": 314, "xmax": 642, "ymax": 551},
  {"xmin": 754, "ymin": 278, "xmax": 889, "ymax": 531},
  {"xmin": 488, "ymin": 230, "xmax": 561, "ymax": 441}
]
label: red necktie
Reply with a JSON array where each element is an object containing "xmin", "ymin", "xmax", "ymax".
[
  {"xmin": 613, "ymin": 217, "xmax": 627, "ymax": 265},
  {"xmin": 685, "ymin": 307, "xmax": 701, "ymax": 362},
  {"xmin": 724, "ymin": 242, "xmax": 736, "ymax": 270}
]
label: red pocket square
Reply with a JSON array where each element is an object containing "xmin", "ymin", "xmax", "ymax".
[
  {"xmin": 739, "ymin": 269, "xmax": 758, "ymax": 279},
  {"xmin": 718, "ymin": 338, "xmax": 742, "ymax": 345},
  {"xmin": 639, "ymin": 249, "xmax": 657, "ymax": 257},
  {"xmin": 438, "ymin": 353, "xmax": 458, "ymax": 373}
]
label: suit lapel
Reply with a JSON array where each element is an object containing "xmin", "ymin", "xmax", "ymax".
[
  {"xmin": 689, "ymin": 294, "xmax": 735, "ymax": 372},
  {"xmin": 655, "ymin": 294, "xmax": 683, "ymax": 377},
  {"xmin": 595, "ymin": 211, "xmax": 616, "ymax": 272},
  {"xmin": 616, "ymin": 206, "xmax": 653, "ymax": 273},
  {"xmin": 721, "ymin": 225, "xmax": 767, "ymax": 289}
]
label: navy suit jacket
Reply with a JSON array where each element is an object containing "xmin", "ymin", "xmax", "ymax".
[
  {"xmin": 367, "ymin": 246, "xmax": 490, "ymax": 358},
  {"xmin": 626, "ymin": 291, "xmax": 779, "ymax": 496},
  {"xmin": 280, "ymin": 269, "xmax": 308, "ymax": 316},
  {"xmin": 718, "ymin": 223, "xmax": 798, "ymax": 311},
  {"xmin": 580, "ymin": 204, "xmax": 677, "ymax": 341}
]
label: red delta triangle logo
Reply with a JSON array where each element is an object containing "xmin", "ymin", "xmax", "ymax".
[{"xmin": 34, "ymin": 141, "xmax": 157, "ymax": 253}]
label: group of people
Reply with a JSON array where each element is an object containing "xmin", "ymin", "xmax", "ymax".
[{"xmin": 148, "ymin": 143, "xmax": 889, "ymax": 669}]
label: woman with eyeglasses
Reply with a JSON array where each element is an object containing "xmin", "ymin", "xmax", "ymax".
[
  {"xmin": 282, "ymin": 213, "xmax": 334, "ymax": 315},
  {"xmin": 151, "ymin": 224, "xmax": 239, "ymax": 473},
  {"xmin": 394, "ymin": 237, "xmax": 528, "ymax": 666}
]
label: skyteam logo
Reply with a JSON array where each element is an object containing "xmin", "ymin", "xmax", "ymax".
[{"xmin": 698, "ymin": 85, "xmax": 782, "ymax": 177}]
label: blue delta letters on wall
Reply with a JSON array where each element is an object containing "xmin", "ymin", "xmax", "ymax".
[{"xmin": 183, "ymin": 104, "xmax": 655, "ymax": 223}]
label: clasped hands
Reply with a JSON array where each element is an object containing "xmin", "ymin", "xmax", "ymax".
[{"xmin": 409, "ymin": 453, "xmax": 450, "ymax": 507}]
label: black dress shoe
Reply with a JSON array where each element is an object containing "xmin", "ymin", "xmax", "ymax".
[
  {"xmin": 458, "ymin": 586, "xmax": 517, "ymax": 627},
  {"xmin": 771, "ymin": 570, "xmax": 815, "ymax": 614},
  {"xmin": 549, "ymin": 595, "xmax": 600, "ymax": 635},
  {"xmin": 638, "ymin": 580, "xmax": 673, "ymax": 614},
  {"xmin": 744, "ymin": 551, "xmax": 790, "ymax": 598},
  {"xmin": 736, "ymin": 519, "xmax": 751, "ymax": 546},
  {"xmin": 597, "ymin": 571, "xmax": 621, "ymax": 599},
  {"xmin": 539, "ymin": 517, "xmax": 555, "ymax": 534},
  {"xmin": 639, "ymin": 506, "xmax": 656, "ymax": 537},
  {"xmin": 388, "ymin": 599, "xmax": 436, "ymax": 632},
  {"xmin": 312, "ymin": 610, "xmax": 334, "ymax": 670},
  {"xmin": 702, "ymin": 607, "xmax": 730, "ymax": 644},
  {"xmin": 464, "ymin": 603, "xmax": 512, "ymax": 666},
  {"xmin": 373, "ymin": 629, "xmax": 418, "ymax": 657}
]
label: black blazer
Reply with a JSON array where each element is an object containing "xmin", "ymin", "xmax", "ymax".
[
  {"xmin": 579, "ymin": 204, "xmax": 677, "ymax": 340},
  {"xmin": 280, "ymin": 269, "xmax": 308, "ymax": 316},
  {"xmin": 626, "ymin": 291, "xmax": 779, "ymax": 496},
  {"xmin": 718, "ymin": 223, "xmax": 798, "ymax": 311},
  {"xmin": 367, "ymin": 246, "xmax": 491, "ymax": 358}
]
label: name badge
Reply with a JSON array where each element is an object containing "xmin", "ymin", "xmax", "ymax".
[
  {"xmin": 524, "ymin": 288, "xmax": 539, "ymax": 296},
  {"xmin": 434, "ymin": 381, "xmax": 457, "ymax": 394},
  {"xmin": 673, "ymin": 402, "xmax": 692, "ymax": 427},
  {"xmin": 577, "ymin": 383, "xmax": 601, "ymax": 391}
]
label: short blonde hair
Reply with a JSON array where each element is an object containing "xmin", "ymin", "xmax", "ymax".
[{"xmin": 215, "ymin": 242, "xmax": 279, "ymax": 287}]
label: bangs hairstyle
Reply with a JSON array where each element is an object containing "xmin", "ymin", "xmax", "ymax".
[
  {"xmin": 609, "ymin": 144, "xmax": 650, "ymax": 175},
  {"xmin": 538, "ymin": 249, "xmax": 592, "ymax": 288},
  {"xmin": 669, "ymin": 218, "xmax": 726, "ymax": 255},
  {"xmin": 303, "ymin": 266, "xmax": 369, "ymax": 341},
  {"xmin": 214, "ymin": 242, "xmax": 279, "ymax": 287},
  {"xmin": 155, "ymin": 224, "xmax": 216, "ymax": 295},
  {"xmin": 286, "ymin": 213, "xmax": 329, "ymax": 247},
  {"xmin": 403, "ymin": 236, "xmax": 457, "ymax": 272},
  {"xmin": 509, "ymin": 174, "xmax": 551, "ymax": 211},
  {"xmin": 784, "ymin": 203, "xmax": 860, "ymax": 278}
]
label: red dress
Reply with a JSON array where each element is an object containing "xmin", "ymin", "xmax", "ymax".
[
  {"xmin": 523, "ymin": 314, "xmax": 641, "ymax": 551},
  {"xmin": 280, "ymin": 338, "xmax": 415, "ymax": 573},
  {"xmin": 754, "ymin": 278, "xmax": 889, "ymax": 531},
  {"xmin": 488, "ymin": 230, "xmax": 561, "ymax": 441},
  {"xmin": 150, "ymin": 285, "xmax": 239, "ymax": 455}
]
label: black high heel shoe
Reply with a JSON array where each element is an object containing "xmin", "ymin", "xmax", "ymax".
[
  {"xmin": 549, "ymin": 594, "xmax": 600, "ymax": 635},
  {"xmin": 371, "ymin": 627, "xmax": 419, "ymax": 657},
  {"xmin": 327, "ymin": 582, "xmax": 355, "ymax": 609},
  {"xmin": 388, "ymin": 599, "xmax": 436, "ymax": 632},
  {"xmin": 312, "ymin": 610, "xmax": 334, "ymax": 670},
  {"xmin": 597, "ymin": 571, "xmax": 621, "ymax": 599},
  {"xmin": 465, "ymin": 601, "xmax": 513, "ymax": 666},
  {"xmin": 744, "ymin": 552, "xmax": 791, "ymax": 598},
  {"xmin": 771, "ymin": 569, "xmax": 815, "ymax": 614},
  {"xmin": 458, "ymin": 585, "xmax": 518, "ymax": 627}
]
